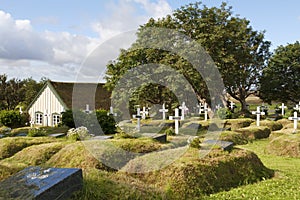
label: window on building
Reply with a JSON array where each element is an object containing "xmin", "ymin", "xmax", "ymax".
[
  {"xmin": 35, "ymin": 113, "xmax": 43, "ymax": 125},
  {"xmin": 52, "ymin": 114, "xmax": 61, "ymax": 126}
]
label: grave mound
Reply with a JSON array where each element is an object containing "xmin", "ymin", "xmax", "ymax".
[
  {"xmin": 267, "ymin": 134, "xmax": 300, "ymax": 157},
  {"xmin": 224, "ymin": 118, "xmax": 254, "ymax": 130},
  {"xmin": 219, "ymin": 131, "xmax": 249, "ymax": 145},
  {"xmin": 255, "ymin": 120, "xmax": 283, "ymax": 131},
  {"xmin": 121, "ymin": 148, "xmax": 273, "ymax": 199},
  {"xmin": 235, "ymin": 126, "xmax": 271, "ymax": 140}
]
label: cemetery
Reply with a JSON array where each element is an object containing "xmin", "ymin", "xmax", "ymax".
[{"xmin": 0, "ymin": 1, "xmax": 299, "ymax": 200}]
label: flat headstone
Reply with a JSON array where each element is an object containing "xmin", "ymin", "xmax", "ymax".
[
  {"xmin": 143, "ymin": 133, "xmax": 167, "ymax": 143},
  {"xmin": 48, "ymin": 133, "xmax": 66, "ymax": 138},
  {"xmin": 185, "ymin": 123, "xmax": 200, "ymax": 129},
  {"xmin": 0, "ymin": 166, "xmax": 83, "ymax": 200},
  {"xmin": 203, "ymin": 140, "xmax": 234, "ymax": 151},
  {"xmin": 90, "ymin": 135, "xmax": 113, "ymax": 140},
  {"xmin": 15, "ymin": 133, "xmax": 27, "ymax": 137}
]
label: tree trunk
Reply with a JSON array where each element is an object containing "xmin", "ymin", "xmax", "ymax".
[{"xmin": 239, "ymin": 98, "xmax": 248, "ymax": 112}]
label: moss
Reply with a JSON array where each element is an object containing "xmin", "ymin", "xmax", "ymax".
[
  {"xmin": 235, "ymin": 126, "xmax": 271, "ymax": 140},
  {"xmin": 256, "ymin": 120, "xmax": 283, "ymax": 131},
  {"xmin": 267, "ymin": 134, "xmax": 300, "ymax": 157},
  {"xmin": 224, "ymin": 118, "xmax": 254, "ymax": 130},
  {"xmin": 219, "ymin": 131, "xmax": 249, "ymax": 145},
  {"xmin": 277, "ymin": 119, "xmax": 294, "ymax": 127},
  {"xmin": 122, "ymin": 148, "xmax": 273, "ymax": 198}
]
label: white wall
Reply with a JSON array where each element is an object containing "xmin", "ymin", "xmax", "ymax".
[{"xmin": 28, "ymin": 85, "xmax": 65, "ymax": 127}]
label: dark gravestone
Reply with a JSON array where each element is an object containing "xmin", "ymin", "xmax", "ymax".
[
  {"xmin": 0, "ymin": 166, "xmax": 83, "ymax": 200},
  {"xmin": 143, "ymin": 133, "xmax": 167, "ymax": 143},
  {"xmin": 203, "ymin": 140, "xmax": 234, "ymax": 151},
  {"xmin": 48, "ymin": 133, "xmax": 66, "ymax": 138}
]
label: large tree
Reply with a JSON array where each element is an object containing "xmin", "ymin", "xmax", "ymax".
[
  {"xmin": 105, "ymin": 2, "xmax": 270, "ymax": 111},
  {"xmin": 259, "ymin": 41, "xmax": 300, "ymax": 104}
]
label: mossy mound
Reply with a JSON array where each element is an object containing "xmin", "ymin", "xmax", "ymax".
[
  {"xmin": 122, "ymin": 148, "xmax": 273, "ymax": 199},
  {"xmin": 267, "ymin": 134, "xmax": 300, "ymax": 157},
  {"xmin": 283, "ymin": 123, "xmax": 300, "ymax": 130},
  {"xmin": 235, "ymin": 126, "xmax": 271, "ymax": 140},
  {"xmin": 0, "ymin": 137, "xmax": 57, "ymax": 160},
  {"xmin": 219, "ymin": 131, "xmax": 249, "ymax": 145},
  {"xmin": 224, "ymin": 118, "xmax": 254, "ymax": 130},
  {"xmin": 255, "ymin": 120, "xmax": 283, "ymax": 131},
  {"xmin": 277, "ymin": 119, "xmax": 294, "ymax": 128},
  {"xmin": 269, "ymin": 128, "xmax": 300, "ymax": 140}
]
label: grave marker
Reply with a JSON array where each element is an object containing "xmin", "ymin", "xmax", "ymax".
[
  {"xmin": 288, "ymin": 112, "xmax": 300, "ymax": 132},
  {"xmin": 0, "ymin": 166, "xmax": 83, "ymax": 200},
  {"xmin": 140, "ymin": 106, "xmax": 148, "ymax": 120},
  {"xmin": 179, "ymin": 102, "xmax": 188, "ymax": 120},
  {"xmin": 294, "ymin": 104, "xmax": 300, "ymax": 111},
  {"xmin": 107, "ymin": 106, "xmax": 117, "ymax": 116},
  {"xmin": 132, "ymin": 107, "xmax": 142, "ymax": 132},
  {"xmin": 169, "ymin": 108, "xmax": 181, "ymax": 134},
  {"xmin": 279, "ymin": 103, "xmax": 287, "ymax": 116},
  {"xmin": 196, "ymin": 103, "xmax": 203, "ymax": 114},
  {"xmin": 229, "ymin": 101, "xmax": 235, "ymax": 111},
  {"xmin": 85, "ymin": 104, "xmax": 91, "ymax": 114},
  {"xmin": 159, "ymin": 103, "xmax": 168, "ymax": 120},
  {"xmin": 203, "ymin": 103, "xmax": 208, "ymax": 121},
  {"xmin": 19, "ymin": 107, "xmax": 23, "ymax": 114},
  {"xmin": 252, "ymin": 106, "xmax": 265, "ymax": 126}
]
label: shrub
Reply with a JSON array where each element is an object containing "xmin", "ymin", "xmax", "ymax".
[
  {"xmin": 96, "ymin": 109, "xmax": 117, "ymax": 134},
  {"xmin": 61, "ymin": 110, "xmax": 75, "ymax": 128},
  {"xmin": 27, "ymin": 128, "xmax": 47, "ymax": 137},
  {"xmin": 189, "ymin": 137, "xmax": 202, "ymax": 148},
  {"xmin": 217, "ymin": 108, "xmax": 232, "ymax": 119},
  {"xmin": 67, "ymin": 126, "xmax": 91, "ymax": 141},
  {"xmin": 0, "ymin": 110, "xmax": 23, "ymax": 128},
  {"xmin": 165, "ymin": 127, "xmax": 176, "ymax": 136}
]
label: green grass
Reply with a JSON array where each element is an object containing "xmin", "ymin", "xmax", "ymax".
[{"xmin": 205, "ymin": 139, "xmax": 300, "ymax": 199}]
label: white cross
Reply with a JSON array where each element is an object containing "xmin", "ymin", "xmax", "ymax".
[
  {"xmin": 279, "ymin": 103, "xmax": 287, "ymax": 116},
  {"xmin": 169, "ymin": 108, "xmax": 181, "ymax": 134},
  {"xmin": 85, "ymin": 104, "xmax": 91, "ymax": 114},
  {"xmin": 19, "ymin": 107, "xmax": 23, "ymax": 114},
  {"xmin": 196, "ymin": 103, "xmax": 202, "ymax": 114},
  {"xmin": 252, "ymin": 106, "xmax": 265, "ymax": 126},
  {"xmin": 107, "ymin": 106, "xmax": 117, "ymax": 116},
  {"xmin": 159, "ymin": 103, "xmax": 168, "ymax": 120},
  {"xmin": 294, "ymin": 104, "xmax": 300, "ymax": 111},
  {"xmin": 229, "ymin": 101, "xmax": 235, "ymax": 110},
  {"xmin": 203, "ymin": 103, "xmax": 208, "ymax": 121},
  {"xmin": 132, "ymin": 107, "xmax": 142, "ymax": 132},
  {"xmin": 179, "ymin": 102, "xmax": 188, "ymax": 120},
  {"xmin": 288, "ymin": 112, "xmax": 300, "ymax": 132},
  {"xmin": 30, "ymin": 119, "xmax": 35, "ymax": 128},
  {"xmin": 140, "ymin": 107, "xmax": 148, "ymax": 120}
]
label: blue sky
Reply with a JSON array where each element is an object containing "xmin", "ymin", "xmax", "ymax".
[{"xmin": 1, "ymin": 0, "xmax": 300, "ymax": 81}]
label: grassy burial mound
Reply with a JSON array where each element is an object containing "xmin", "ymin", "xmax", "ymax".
[
  {"xmin": 256, "ymin": 120, "xmax": 283, "ymax": 131},
  {"xmin": 224, "ymin": 118, "xmax": 254, "ymax": 131},
  {"xmin": 235, "ymin": 126, "xmax": 271, "ymax": 140},
  {"xmin": 267, "ymin": 134, "xmax": 300, "ymax": 157},
  {"xmin": 219, "ymin": 131, "xmax": 249, "ymax": 145},
  {"xmin": 120, "ymin": 148, "xmax": 274, "ymax": 199}
]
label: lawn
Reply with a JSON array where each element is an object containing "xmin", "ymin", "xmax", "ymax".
[{"xmin": 205, "ymin": 139, "xmax": 300, "ymax": 199}]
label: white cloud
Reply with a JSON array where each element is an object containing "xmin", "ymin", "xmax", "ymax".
[{"xmin": 91, "ymin": 0, "xmax": 172, "ymax": 41}]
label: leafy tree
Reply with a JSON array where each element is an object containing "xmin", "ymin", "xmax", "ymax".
[
  {"xmin": 105, "ymin": 2, "xmax": 270, "ymax": 112},
  {"xmin": 259, "ymin": 41, "xmax": 300, "ymax": 104},
  {"xmin": 0, "ymin": 110, "xmax": 23, "ymax": 128}
]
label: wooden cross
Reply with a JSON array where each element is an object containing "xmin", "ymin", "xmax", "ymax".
[
  {"xmin": 196, "ymin": 103, "xmax": 202, "ymax": 114},
  {"xmin": 179, "ymin": 102, "xmax": 188, "ymax": 120},
  {"xmin": 107, "ymin": 106, "xmax": 117, "ymax": 116},
  {"xmin": 294, "ymin": 104, "xmax": 300, "ymax": 111},
  {"xmin": 19, "ymin": 107, "xmax": 23, "ymax": 114},
  {"xmin": 288, "ymin": 112, "xmax": 300, "ymax": 132},
  {"xmin": 85, "ymin": 104, "xmax": 91, "ymax": 114},
  {"xmin": 132, "ymin": 107, "xmax": 142, "ymax": 132},
  {"xmin": 169, "ymin": 108, "xmax": 181, "ymax": 134},
  {"xmin": 252, "ymin": 106, "xmax": 265, "ymax": 126},
  {"xmin": 229, "ymin": 101, "xmax": 235, "ymax": 111},
  {"xmin": 159, "ymin": 103, "xmax": 168, "ymax": 120},
  {"xmin": 140, "ymin": 107, "xmax": 148, "ymax": 120},
  {"xmin": 279, "ymin": 103, "xmax": 287, "ymax": 116}
]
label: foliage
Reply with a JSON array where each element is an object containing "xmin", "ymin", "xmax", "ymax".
[
  {"xmin": 260, "ymin": 41, "xmax": 300, "ymax": 104},
  {"xmin": 95, "ymin": 109, "xmax": 117, "ymax": 134},
  {"xmin": 0, "ymin": 110, "xmax": 25, "ymax": 128},
  {"xmin": 61, "ymin": 110, "xmax": 76, "ymax": 128},
  {"xmin": 216, "ymin": 108, "xmax": 232, "ymax": 119},
  {"xmin": 165, "ymin": 127, "xmax": 176, "ymax": 136},
  {"xmin": 105, "ymin": 2, "xmax": 270, "ymax": 112},
  {"xmin": 188, "ymin": 136, "xmax": 202, "ymax": 148},
  {"xmin": 67, "ymin": 126, "xmax": 91, "ymax": 141},
  {"xmin": 27, "ymin": 127, "xmax": 47, "ymax": 137}
]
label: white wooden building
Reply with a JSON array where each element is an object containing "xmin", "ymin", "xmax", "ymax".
[{"xmin": 27, "ymin": 81, "xmax": 111, "ymax": 127}]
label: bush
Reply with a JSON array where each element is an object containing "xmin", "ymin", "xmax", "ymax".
[
  {"xmin": 67, "ymin": 126, "xmax": 91, "ymax": 141},
  {"xmin": 27, "ymin": 128, "xmax": 47, "ymax": 137},
  {"xmin": 189, "ymin": 137, "xmax": 202, "ymax": 148},
  {"xmin": 165, "ymin": 127, "xmax": 176, "ymax": 136},
  {"xmin": 0, "ymin": 110, "xmax": 25, "ymax": 128},
  {"xmin": 96, "ymin": 109, "xmax": 116, "ymax": 134},
  {"xmin": 217, "ymin": 108, "xmax": 232, "ymax": 119},
  {"xmin": 61, "ymin": 110, "xmax": 75, "ymax": 128}
]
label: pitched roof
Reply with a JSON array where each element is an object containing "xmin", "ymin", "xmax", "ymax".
[
  {"xmin": 50, "ymin": 81, "xmax": 111, "ymax": 110},
  {"xmin": 27, "ymin": 80, "xmax": 111, "ymax": 111}
]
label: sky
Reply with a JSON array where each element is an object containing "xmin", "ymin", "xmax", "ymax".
[{"xmin": 1, "ymin": 0, "xmax": 300, "ymax": 82}]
